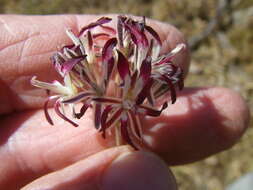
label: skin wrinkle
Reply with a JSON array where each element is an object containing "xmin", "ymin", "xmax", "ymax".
[
  {"xmin": 4, "ymin": 136, "xmax": 39, "ymax": 188},
  {"xmin": 5, "ymin": 133, "xmax": 54, "ymax": 187},
  {"xmin": 0, "ymin": 32, "xmax": 40, "ymax": 52},
  {"xmin": 209, "ymin": 88, "xmax": 250, "ymax": 140},
  {"xmin": 0, "ymin": 15, "xmax": 78, "ymax": 114}
]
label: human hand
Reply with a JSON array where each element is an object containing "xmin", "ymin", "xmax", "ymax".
[{"xmin": 0, "ymin": 14, "xmax": 249, "ymax": 190}]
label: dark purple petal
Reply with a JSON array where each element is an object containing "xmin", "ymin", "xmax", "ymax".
[
  {"xmin": 61, "ymin": 57, "xmax": 84, "ymax": 75},
  {"xmin": 100, "ymin": 105, "xmax": 113, "ymax": 138},
  {"xmin": 117, "ymin": 50, "xmax": 131, "ymax": 81},
  {"xmin": 94, "ymin": 103, "xmax": 102, "ymax": 129},
  {"xmin": 139, "ymin": 102, "xmax": 168, "ymax": 117},
  {"xmin": 178, "ymin": 74, "xmax": 184, "ymax": 90},
  {"xmin": 102, "ymin": 38, "xmax": 117, "ymax": 85},
  {"xmin": 79, "ymin": 17, "xmax": 112, "ymax": 36},
  {"xmin": 43, "ymin": 98, "xmax": 54, "ymax": 125},
  {"xmin": 118, "ymin": 15, "xmax": 127, "ymax": 23},
  {"xmin": 161, "ymin": 75, "xmax": 177, "ymax": 104},
  {"xmin": 129, "ymin": 111, "xmax": 141, "ymax": 138},
  {"xmin": 72, "ymin": 45, "xmax": 83, "ymax": 56},
  {"xmin": 62, "ymin": 92, "xmax": 94, "ymax": 104},
  {"xmin": 147, "ymin": 39, "xmax": 154, "ymax": 57},
  {"xmin": 130, "ymin": 70, "xmax": 138, "ymax": 89},
  {"xmin": 144, "ymin": 25, "xmax": 162, "ymax": 46},
  {"xmin": 140, "ymin": 16, "xmax": 146, "ymax": 32},
  {"xmin": 54, "ymin": 101, "xmax": 78, "ymax": 127},
  {"xmin": 139, "ymin": 57, "xmax": 152, "ymax": 85},
  {"xmin": 120, "ymin": 116, "xmax": 137, "ymax": 149},
  {"xmin": 173, "ymin": 67, "xmax": 184, "ymax": 90},
  {"xmin": 75, "ymin": 103, "xmax": 90, "ymax": 119},
  {"xmin": 46, "ymin": 89, "xmax": 50, "ymax": 96},
  {"xmin": 117, "ymin": 17, "xmax": 124, "ymax": 47},
  {"xmin": 124, "ymin": 22, "xmax": 148, "ymax": 47},
  {"xmin": 166, "ymin": 64, "xmax": 178, "ymax": 77},
  {"xmin": 81, "ymin": 69, "xmax": 98, "ymax": 90},
  {"xmin": 147, "ymin": 92, "xmax": 154, "ymax": 106},
  {"xmin": 102, "ymin": 38, "xmax": 117, "ymax": 62},
  {"xmin": 104, "ymin": 108, "xmax": 123, "ymax": 129},
  {"xmin": 93, "ymin": 97, "xmax": 121, "ymax": 104},
  {"xmin": 87, "ymin": 30, "xmax": 93, "ymax": 50},
  {"xmin": 136, "ymin": 78, "xmax": 154, "ymax": 105}
]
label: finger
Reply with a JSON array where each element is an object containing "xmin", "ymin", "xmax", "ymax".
[
  {"xmin": 142, "ymin": 87, "xmax": 250, "ymax": 165},
  {"xmin": 0, "ymin": 87, "xmax": 248, "ymax": 188},
  {"xmin": 0, "ymin": 108, "xmax": 113, "ymax": 189},
  {"xmin": 22, "ymin": 148, "xmax": 177, "ymax": 190},
  {"xmin": 0, "ymin": 14, "xmax": 190, "ymax": 114}
]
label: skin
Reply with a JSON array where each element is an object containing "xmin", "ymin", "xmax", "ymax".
[{"xmin": 0, "ymin": 14, "xmax": 250, "ymax": 190}]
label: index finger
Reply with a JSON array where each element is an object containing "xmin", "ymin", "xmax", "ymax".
[{"xmin": 0, "ymin": 14, "xmax": 190, "ymax": 115}]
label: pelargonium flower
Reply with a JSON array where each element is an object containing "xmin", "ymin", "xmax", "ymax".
[{"xmin": 31, "ymin": 16, "xmax": 186, "ymax": 149}]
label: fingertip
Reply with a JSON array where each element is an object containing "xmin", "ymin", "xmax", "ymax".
[
  {"xmin": 206, "ymin": 87, "xmax": 250, "ymax": 146},
  {"xmin": 142, "ymin": 87, "xmax": 250, "ymax": 165},
  {"xmin": 22, "ymin": 146, "xmax": 177, "ymax": 190},
  {"xmin": 101, "ymin": 151, "xmax": 177, "ymax": 190},
  {"xmin": 21, "ymin": 146, "xmax": 134, "ymax": 190}
]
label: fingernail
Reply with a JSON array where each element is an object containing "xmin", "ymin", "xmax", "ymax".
[{"xmin": 101, "ymin": 151, "xmax": 177, "ymax": 190}]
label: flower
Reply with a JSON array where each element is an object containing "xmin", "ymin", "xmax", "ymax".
[{"xmin": 31, "ymin": 16, "xmax": 186, "ymax": 149}]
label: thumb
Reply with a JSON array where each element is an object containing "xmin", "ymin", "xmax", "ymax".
[{"xmin": 22, "ymin": 146, "xmax": 177, "ymax": 190}]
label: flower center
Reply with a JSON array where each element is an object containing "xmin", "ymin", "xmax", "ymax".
[{"xmin": 122, "ymin": 99, "xmax": 134, "ymax": 110}]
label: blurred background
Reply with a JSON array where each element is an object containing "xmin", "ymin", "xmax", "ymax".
[{"xmin": 0, "ymin": 0, "xmax": 252, "ymax": 189}]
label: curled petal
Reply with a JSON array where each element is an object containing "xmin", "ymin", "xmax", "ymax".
[
  {"xmin": 102, "ymin": 38, "xmax": 117, "ymax": 62},
  {"xmin": 139, "ymin": 102, "xmax": 168, "ymax": 117},
  {"xmin": 31, "ymin": 76, "xmax": 72, "ymax": 95},
  {"xmin": 75, "ymin": 103, "xmax": 90, "ymax": 119},
  {"xmin": 144, "ymin": 25, "xmax": 162, "ymax": 46},
  {"xmin": 43, "ymin": 95, "xmax": 59, "ymax": 125},
  {"xmin": 161, "ymin": 75, "xmax": 177, "ymax": 104},
  {"xmin": 79, "ymin": 17, "xmax": 112, "ymax": 36},
  {"xmin": 54, "ymin": 100, "xmax": 78, "ymax": 127},
  {"xmin": 93, "ymin": 33, "xmax": 110, "ymax": 39},
  {"xmin": 124, "ymin": 22, "xmax": 148, "ymax": 47},
  {"xmin": 156, "ymin": 43, "xmax": 186, "ymax": 65},
  {"xmin": 62, "ymin": 92, "xmax": 94, "ymax": 104},
  {"xmin": 44, "ymin": 98, "xmax": 53, "ymax": 125},
  {"xmin": 61, "ymin": 57, "xmax": 85, "ymax": 76}
]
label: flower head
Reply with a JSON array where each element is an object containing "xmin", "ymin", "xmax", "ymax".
[{"xmin": 31, "ymin": 16, "xmax": 185, "ymax": 149}]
